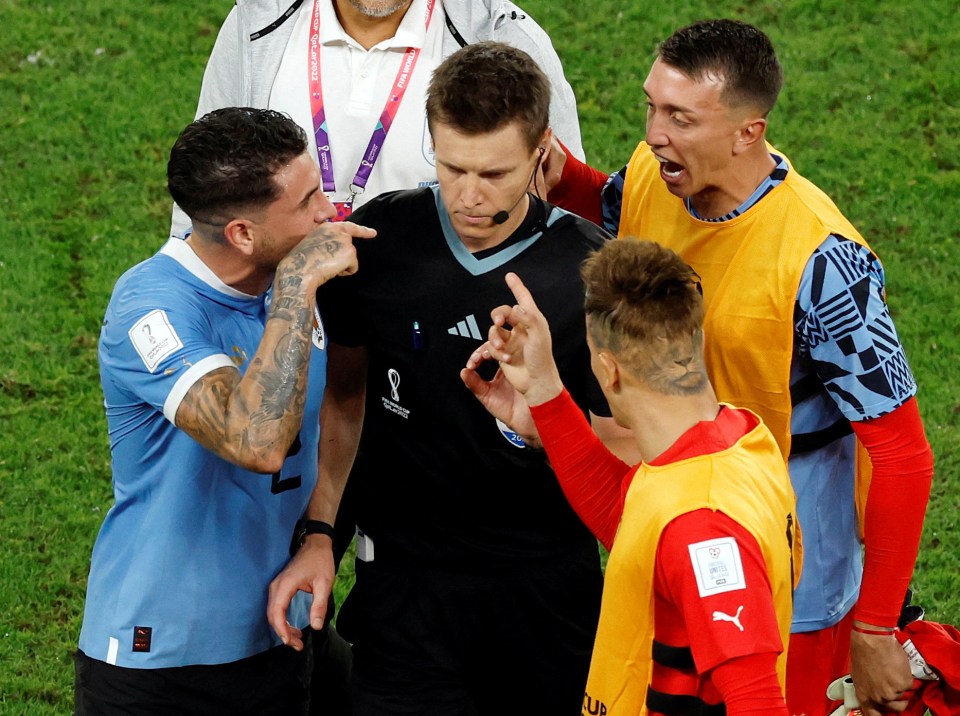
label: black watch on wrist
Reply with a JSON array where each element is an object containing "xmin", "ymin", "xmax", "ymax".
[{"xmin": 289, "ymin": 518, "xmax": 335, "ymax": 556}]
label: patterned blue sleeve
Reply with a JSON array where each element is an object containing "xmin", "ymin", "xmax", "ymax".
[
  {"xmin": 794, "ymin": 235, "xmax": 917, "ymax": 422},
  {"xmin": 600, "ymin": 165, "xmax": 627, "ymax": 235}
]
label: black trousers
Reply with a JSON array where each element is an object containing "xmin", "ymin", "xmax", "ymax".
[
  {"xmin": 74, "ymin": 632, "xmax": 312, "ymax": 716},
  {"xmin": 340, "ymin": 544, "xmax": 603, "ymax": 716}
]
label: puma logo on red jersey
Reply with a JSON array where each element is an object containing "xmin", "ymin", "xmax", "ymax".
[{"xmin": 712, "ymin": 605, "xmax": 744, "ymax": 631}]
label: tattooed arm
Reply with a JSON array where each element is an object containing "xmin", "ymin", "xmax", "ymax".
[
  {"xmin": 267, "ymin": 342, "xmax": 368, "ymax": 649},
  {"xmin": 175, "ymin": 222, "xmax": 374, "ymax": 474}
]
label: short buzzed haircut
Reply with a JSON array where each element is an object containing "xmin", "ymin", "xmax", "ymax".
[
  {"xmin": 426, "ymin": 41, "xmax": 550, "ymax": 151},
  {"xmin": 658, "ymin": 19, "xmax": 783, "ymax": 116},
  {"xmin": 582, "ymin": 239, "xmax": 708, "ymax": 396},
  {"xmin": 167, "ymin": 107, "xmax": 308, "ymax": 228}
]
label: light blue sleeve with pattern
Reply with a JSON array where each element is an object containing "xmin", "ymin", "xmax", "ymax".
[{"xmin": 793, "ymin": 235, "xmax": 917, "ymax": 423}]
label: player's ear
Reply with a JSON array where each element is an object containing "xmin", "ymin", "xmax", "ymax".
[
  {"xmin": 733, "ymin": 116, "xmax": 767, "ymax": 155},
  {"xmin": 223, "ymin": 218, "xmax": 255, "ymax": 256},
  {"xmin": 596, "ymin": 351, "xmax": 622, "ymax": 393}
]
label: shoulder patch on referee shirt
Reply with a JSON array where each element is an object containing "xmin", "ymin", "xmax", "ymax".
[
  {"xmin": 129, "ymin": 310, "xmax": 183, "ymax": 373},
  {"xmin": 688, "ymin": 536, "xmax": 746, "ymax": 597}
]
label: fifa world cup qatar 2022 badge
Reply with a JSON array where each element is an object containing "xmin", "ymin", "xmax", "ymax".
[
  {"xmin": 129, "ymin": 309, "xmax": 184, "ymax": 373},
  {"xmin": 381, "ymin": 368, "xmax": 410, "ymax": 419}
]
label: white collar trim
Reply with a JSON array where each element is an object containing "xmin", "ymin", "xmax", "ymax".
[{"xmin": 159, "ymin": 238, "xmax": 257, "ymax": 300}]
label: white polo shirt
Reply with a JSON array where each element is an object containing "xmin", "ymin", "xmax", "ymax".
[{"xmin": 271, "ymin": 0, "xmax": 445, "ymax": 209}]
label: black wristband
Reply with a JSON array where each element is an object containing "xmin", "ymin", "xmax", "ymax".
[
  {"xmin": 290, "ymin": 519, "xmax": 335, "ymax": 555},
  {"xmin": 301, "ymin": 519, "xmax": 335, "ymax": 540}
]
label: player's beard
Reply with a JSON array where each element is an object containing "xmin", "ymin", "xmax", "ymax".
[{"xmin": 346, "ymin": 0, "xmax": 411, "ymax": 18}]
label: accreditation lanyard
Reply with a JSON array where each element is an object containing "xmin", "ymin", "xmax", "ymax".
[{"xmin": 308, "ymin": 0, "xmax": 437, "ymax": 220}]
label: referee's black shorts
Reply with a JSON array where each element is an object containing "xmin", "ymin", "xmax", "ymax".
[
  {"xmin": 74, "ymin": 631, "xmax": 312, "ymax": 715},
  {"xmin": 339, "ymin": 543, "xmax": 603, "ymax": 716}
]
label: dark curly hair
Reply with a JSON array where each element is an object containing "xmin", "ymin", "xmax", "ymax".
[{"xmin": 167, "ymin": 107, "xmax": 308, "ymax": 229}]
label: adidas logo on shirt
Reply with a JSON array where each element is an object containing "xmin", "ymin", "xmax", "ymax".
[{"xmin": 448, "ymin": 314, "xmax": 483, "ymax": 340}]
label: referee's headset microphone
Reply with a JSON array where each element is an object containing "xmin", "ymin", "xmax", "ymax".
[{"xmin": 491, "ymin": 145, "xmax": 546, "ymax": 225}]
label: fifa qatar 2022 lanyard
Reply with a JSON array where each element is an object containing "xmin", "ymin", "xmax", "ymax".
[{"xmin": 308, "ymin": 0, "xmax": 437, "ymax": 220}]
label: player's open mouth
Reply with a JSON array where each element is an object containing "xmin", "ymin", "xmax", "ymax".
[{"xmin": 656, "ymin": 155, "xmax": 685, "ymax": 179}]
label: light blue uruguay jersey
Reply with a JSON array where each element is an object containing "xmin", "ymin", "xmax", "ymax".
[
  {"xmin": 789, "ymin": 234, "xmax": 916, "ymax": 631},
  {"xmin": 79, "ymin": 237, "xmax": 326, "ymax": 668}
]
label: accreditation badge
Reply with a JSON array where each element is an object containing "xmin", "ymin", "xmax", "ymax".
[{"xmin": 333, "ymin": 201, "xmax": 352, "ymax": 221}]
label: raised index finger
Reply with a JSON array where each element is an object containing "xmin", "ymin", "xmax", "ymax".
[
  {"xmin": 330, "ymin": 221, "xmax": 378, "ymax": 239},
  {"xmin": 503, "ymin": 272, "xmax": 542, "ymax": 320}
]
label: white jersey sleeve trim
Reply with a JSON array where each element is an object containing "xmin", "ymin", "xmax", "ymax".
[{"xmin": 162, "ymin": 354, "xmax": 238, "ymax": 424}]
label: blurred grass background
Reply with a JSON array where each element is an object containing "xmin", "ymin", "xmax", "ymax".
[{"xmin": 0, "ymin": 0, "xmax": 956, "ymax": 711}]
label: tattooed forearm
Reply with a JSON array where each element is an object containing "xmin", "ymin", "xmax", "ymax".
[
  {"xmin": 267, "ymin": 299, "xmax": 311, "ymax": 325},
  {"xmin": 173, "ymin": 223, "xmax": 361, "ymax": 471},
  {"xmin": 253, "ymin": 330, "xmax": 310, "ymax": 421},
  {"xmin": 175, "ymin": 296, "xmax": 316, "ymax": 470},
  {"xmin": 274, "ymin": 273, "xmax": 304, "ymax": 294},
  {"xmin": 255, "ymin": 289, "xmax": 313, "ymax": 416}
]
